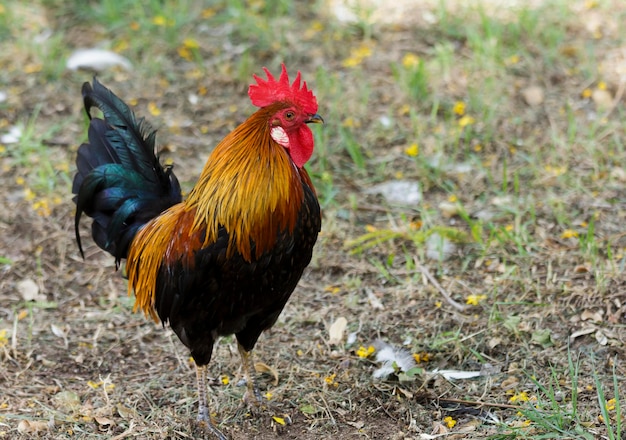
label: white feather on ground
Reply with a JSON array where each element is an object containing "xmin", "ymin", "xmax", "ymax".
[
  {"xmin": 372, "ymin": 340, "xmax": 416, "ymax": 379},
  {"xmin": 66, "ymin": 49, "xmax": 132, "ymax": 72}
]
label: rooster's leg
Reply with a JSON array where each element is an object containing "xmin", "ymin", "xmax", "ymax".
[
  {"xmin": 195, "ymin": 364, "xmax": 227, "ymax": 440},
  {"xmin": 237, "ymin": 343, "xmax": 263, "ymax": 406}
]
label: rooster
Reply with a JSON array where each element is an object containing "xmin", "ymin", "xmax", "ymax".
[{"xmin": 73, "ymin": 65, "xmax": 322, "ymax": 439}]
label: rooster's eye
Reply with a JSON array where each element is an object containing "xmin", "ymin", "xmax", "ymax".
[{"xmin": 285, "ymin": 111, "xmax": 295, "ymax": 120}]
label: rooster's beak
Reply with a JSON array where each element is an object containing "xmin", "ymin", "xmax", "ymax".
[{"xmin": 306, "ymin": 114, "xmax": 324, "ymax": 124}]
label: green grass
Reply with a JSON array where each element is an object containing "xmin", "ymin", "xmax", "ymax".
[
  {"xmin": 495, "ymin": 351, "xmax": 623, "ymax": 440},
  {"xmin": 1, "ymin": 0, "xmax": 625, "ymax": 438}
]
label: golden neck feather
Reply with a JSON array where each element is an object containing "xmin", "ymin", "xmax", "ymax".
[{"xmin": 185, "ymin": 108, "xmax": 304, "ymax": 261}]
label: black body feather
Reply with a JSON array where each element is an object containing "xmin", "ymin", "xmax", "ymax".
[
  {"xmin": 73, "ymin": 78, "xmax": 182, "ymax": 265},
  {"xmin": 154, "ymin": 182, "xmax": 321, "ymax": 365}
]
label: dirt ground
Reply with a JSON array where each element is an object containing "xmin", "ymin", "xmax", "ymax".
[{"xmin": 1, "ymin": 0, "xmax": 626, "ymax": 439}]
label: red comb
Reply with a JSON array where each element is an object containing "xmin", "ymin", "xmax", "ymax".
[{"xmin": 248, "ymin": 64, "xmax": 318, "ymax": 114}]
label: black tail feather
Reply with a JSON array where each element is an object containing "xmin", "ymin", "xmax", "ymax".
[{"xmin": 73, "ymin": 78, "xmax": 182, "ymax": 265}]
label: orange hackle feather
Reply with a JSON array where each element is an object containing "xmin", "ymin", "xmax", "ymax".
[{"xmin": 126, "ymin": 102, "xmax": 305, "ymax": 320}]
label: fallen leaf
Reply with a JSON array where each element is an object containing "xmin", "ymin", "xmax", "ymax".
[
  {"xmin": 328, "ymin": 316, "xmax": 348, "ymax": 345},
  {"xmin": 53, "ymin": 390, "xmax": 81, "ymax": 412},
  {"xmin": 438, "ymin": 201, "xmax": 461, "ymax": 218},
  {"xmin": 570, "ymin": 327, "xmax": 596, "ymax": 341},
  {"xmin": 346, "ymin": 420, "xmax": 365, "ymax": 429},
  {"xmin": 487, "ymin": 337, "xmax": 501, "ymax": 349},
  {"xmin": 17, "ymin": 420, "xmax": 49, "ymax": 434},
  {"xmin": 595, "ymin": 330, "xmax": 608, "ymax": 345},
  {"xmin": 531, "ymin": 328, "xmax": 553, "ymax": 348},
  {"xmin": 592, "ymin": 89, "xmax": 613, "ymax": 110},
  {"xmin": 117, "ymin": 404, "xmax": 138, "ymax": 420},
  {"xmin": 500, "ymin": 376, "xmax": 519, "ymax": 390},
  {"xmin": 425, "ymin": 233, "xmax": 456, "ymax": 261},
  {"xmin": 17, "ymin": 279, "xmax": 44, "ymax": 301},
  {"xmin": 366, "ymin": 289, "xmax": 384, "ymax": 310},
  {"xmin": 254, "ymin": 362, "xmax": 279, "ymax": 386},
  {"xmin": 581, "ymin": 310, "xmax": 603, "ymax": 322},
  {"xmin": 574, "ymin": 264, "xmax": 590, "ymax": 273},
  {"xmin": 94, "ymin": 416, "xmax": 114, "ymax": 427},
  {"xmin": 521, "ymin": 85, "xmax": 544, "ymax": 106},
  {"xmin": 300, "ymin": 404, "xmax": 320, "ymax": 415},
  {"xmin": 366, "ymin": 180, "xmax": 422, "ymax": 205},
  {"xmin": 429, "ymin": 369, "xmax": 482, "ymax": 380}
]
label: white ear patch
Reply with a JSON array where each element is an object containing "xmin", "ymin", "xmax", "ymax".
[{"xmin": 270, "ymin": 126, "xmax": 290, "ymax": 148}]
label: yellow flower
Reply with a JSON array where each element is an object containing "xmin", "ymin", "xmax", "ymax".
[
  {"xmin": 33, "ymin": 199, "xmax": 51, "ymax": 217},
  {"xmin": 55, "ymin": 162, "xmax": 70, "ymax": 173},
  {"xmin": 152, "ymin": 15, "xmax": 166, "ymax": 26},
  {"xmin": 597, "ymin": 81, "xmax": 607, "ymax": 90},
  {"xmin": 178, "ymin": 47, "xmax": 192, "ymax": 61},
  {"xmin": 402, "ymin": 53, "xmax": 420, "ymax": 68},
  {"xmin": 183, "ymin": 38, "xmax": 199, "ymax": 49},
  {"xmin": 365, "ymin": 224, "xmax": 377, "ymax": 233},
  {"xmin": 24, "ymin": 188, "xmax": 36, "ymax": 201},
  {"xmin": 342, "ymin": 117, "xmax": 356, "ymax": 128},
  {"xmin": 113, "ymin": 39, "xmax": 129, "ymax": 53},
  {"xmin": 356, "ymin": 345, "xmax": 375, "ymax": 358},
  {"xmin": 272, "ymin": 416, "xmax": 286, "ymax": 425},
  {"xmin": 448, "ymin": 194, "xmax": 458, "ymax": 203},
  {"xmin": 443, "ymin": 416, "xmax": 457, "ymax": 428},
  {"xmin": 473, "ymin": 144, "xmax": 482, "ymax": 152},
  {"xmin": 201, "ymin": 8, "xmax": 216, "ymax": 18},
  {"xmin": 505, "ymin": 54, "xmax": 520, "ymax": 65},
  {"xmin": 324, "ymin": 285, "xmax": 341, "ymax": 294},
  {"xmin": 605, "ymin": 398, "xmax": 616, "ymax": 411},
  {"xmin": 466, "ymin": 294, "xmax": 487, "ymax": 306},
  {"xmin": 505, "ymin": 224, "xmax": 514, "ymax": 232},
  {"xmin": 561, "ymin": 229, "xmax": 579, "ymax": 239},
  {"xmin": 342, "ymin": 44, "xmax": 373, "ymax": 68},
  {"xmin": 404, "ymin": 143, "xmax": 419, "ymax": 157},
  {"xmin": 409, "ymin": 220, "xmax": 422, "ymax": 230},
  {"xmin": 458, "ymin": 115, "xmax": 475, "ymax": 127},
  {"xmin": 581, "ymin": 88, "xmax": 592, "ymax": 98},
  {"xmin": 324, "ymin": 373, "xmax": 336, "ymax": 385},
  {"xmin": 0, "ymin": 329, "xmax": 8, "ymax": 347},
  {"xmin": 452, "ymin": 101, "xmax": 466, "ymax": 116},
  {"xmin": 304, "ymin": 21, "xmax": 324, "ymax": 40},
  {"xmin": 545, "ymin": 165, "xmax": 567, "ymax": 176},
  {"xmin": 24, "ymin": 63, "xmax": 43, "ymax": 74},
  {"xmin": 398, "ymin": 104, "xmax": 411, "ymax": 116},
  {"xmin": 220, "ymin": 375, "xmax": 230, "ymax": 385},
  {"xmin": 148, "ymin": 102, "xmax": 161, "ymax": 116},
  {"xmin": 413, "ymin": 352, "xmax": 430, "ymax": 363},
  {"xmin": 264, "ymin": 392, "xmax": 273, "ymax": 400},
  {"xmin": 509, "ymin": 391, "xmax": 530, "ymax": 403}
]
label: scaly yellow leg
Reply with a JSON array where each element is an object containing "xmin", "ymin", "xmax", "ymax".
[
  {"xmin": 195, "ymin": 363, "xmax": 228, "ymax": 440},
  {"xmin": 237, "ymin": 343, "xmax": 262, "ymax": 406}
]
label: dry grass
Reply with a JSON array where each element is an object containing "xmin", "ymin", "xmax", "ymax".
[{"xmin": 1, "ymin": 0, "xmax": 625, "ymax": 438}]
